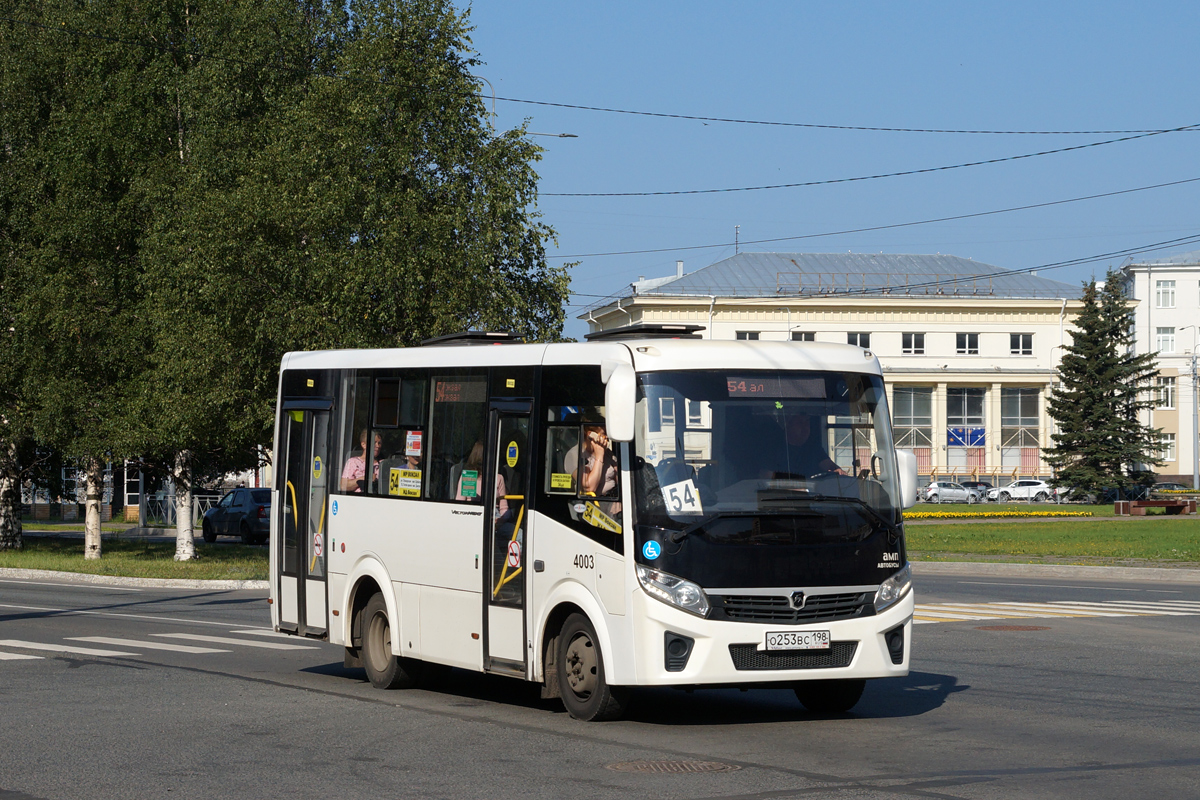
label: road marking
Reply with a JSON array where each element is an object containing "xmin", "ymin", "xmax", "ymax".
[
  {"xmin": 230, "ymin": 629, "xmax": 297, "ymax": 639},
  {"xmin": 0, "ymin": 603, "xmax": 265, "ymax": 629},
  {"xmin": 0, "ymin": 578, "xmax": 142, "ymax": 592},
  {"xmin": 151, "ymin": 633, "xmax": 319, "ymax": 650},
  {"xmin": 914, "ymin": 600, "xmax": 1200, "ymax": 625},
  {"xmin": 0, "ymin": 639, "xmax": 139, "ymax": 657},
  {"xmin": 0, "ymin": 652, "xmax": 43, "ymax": 661},
  {"xmin": 67, "ymin": 637, "xmax": 230, "ymax": 654},
  {"xmin": 956, "ymin": 581, "xmax": 1145, "ymax": 592}
]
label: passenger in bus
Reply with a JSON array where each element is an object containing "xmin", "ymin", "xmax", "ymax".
[
  {"xmin": 455, "ymin": 441, "xmax": 510, "ymax": 523},
  {"xmin": 341, "ymin": 430, "xmax": 382, "ymax": 492},
  {"xmin": 564, "ymin": 425, "xmax": 621, "ymax": 520}
]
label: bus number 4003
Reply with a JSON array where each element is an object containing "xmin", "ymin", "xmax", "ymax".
[{"xmin": 573, "ymin": 554, "xmax": 595, "ymax": 570}]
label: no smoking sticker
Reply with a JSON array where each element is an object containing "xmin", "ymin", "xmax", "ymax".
[
  {"xmin": 313, "ymin": 532, "xmax": 324, "ymax": 558},
  {"xmin": 506, "ymin": 540, "xmax": 521, "ymax": 568}
]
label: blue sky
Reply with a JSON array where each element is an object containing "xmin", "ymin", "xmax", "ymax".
[{"xmin": 461, "ymin": 2, "xmax": 1200, "ymax": 339}]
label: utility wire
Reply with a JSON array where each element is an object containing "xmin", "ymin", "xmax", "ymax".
[
  {"xmin": 543, "ymin": 124, "xmax": 1200, "ymax": 197},
  {"xmin": 492, "ymin": 95, "xmax": 1197, "ymax": 136},
  {"xmin": 556, "ymin": 177, "xmax": 1200, "ymax": 258}
]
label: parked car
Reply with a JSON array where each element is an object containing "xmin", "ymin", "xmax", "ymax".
[
  {"xmin": 202, "ymin": 487, "xmax": 271, "ymax": 545},
  {"xmin": 923, "ymin": 481, "xmax": 981, "ymax": 504},
  {"xmin": 959, "ymin": 480, "xmax": 993, "ymax": 495},
  {"xmin": 1153, "ymin": 482, "xmax": 1192, "ymax": 494},
  {"xmin": 986, "ymin": 480, "xmax": 1054, "ymax": 502}
]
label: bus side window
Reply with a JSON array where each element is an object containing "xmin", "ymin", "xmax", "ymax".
[
  {"xmin": 545, "ymin": 426, "xmax": 579, "ymax": 494},
  {"xmin": 369, "ymin": 375, "xmax": 427, "ymax": 497},
  {"xmin": 426, "ymin": 375, "xmax": 488, "ymax": 502},
  {"xmin": 338, "ymin": 375, "xmax": 373, "ymax": 494}
]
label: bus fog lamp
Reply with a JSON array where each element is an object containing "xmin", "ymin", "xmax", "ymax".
[
  {"xmin": 874, "ymin": 563, "xmax": 913, "ymax": 612},
  {"xmin": 636, "ymin": 565, "xmax": 710, "ymax": 617}
]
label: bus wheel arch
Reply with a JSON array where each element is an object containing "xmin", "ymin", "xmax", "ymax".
[
  {"xmin": 555, "ymin": 612, "xmax": 629, "ymax": 721},
  {"xmin": 539, "ymin": 602, "xmax": 585, "ymax": 700},
  {"xmin": 361, "ymin": 592, "xmax": 418, "ymax": 689}
]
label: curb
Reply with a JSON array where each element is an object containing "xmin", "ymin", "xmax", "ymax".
[
  {"xmin": 0, "ymin": 567, "xmax": 268, "ymax": 591},
  {"xmin": 912, "ymin": 561, "xmax": 1200, "ymax": 584}
]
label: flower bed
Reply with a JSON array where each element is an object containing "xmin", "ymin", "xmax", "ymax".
[{"xmin": 905, "ymin": 510, "xmax": 1094, "ymax": 520}]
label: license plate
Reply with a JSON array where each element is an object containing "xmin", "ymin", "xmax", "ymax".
[{"xmin": 765, "ymin": 630, "xmax": 830, "ymax": 651}]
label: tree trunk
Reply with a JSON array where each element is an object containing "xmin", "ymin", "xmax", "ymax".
[
  {"xmin": 83, "ymin": 458, "xmax": 103, "ymax": 560},
  {"xmin": 0, "ymin": 439, "xmax": 22, "ymax": 551},
  {"xmin": 173, "ymin": 450, "xmax": 196, "ymax": 561}
]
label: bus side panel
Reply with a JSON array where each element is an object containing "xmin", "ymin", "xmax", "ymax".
[
  {"xmin": 327, "ymin": 572, "xmax": 346, "ymax": 645},
  {"xmin": 529, "ymin": 512, "xmax": 635, "ymax": 686},
  {"xmin": 420, "ymin": 585, "xmax": 484, "ymax": 670}
]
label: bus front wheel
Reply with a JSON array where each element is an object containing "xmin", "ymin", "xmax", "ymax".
[
  {"xmin": 556, "ymin": 613, "xmax": 629, "ymax": 721},
  {"xmin": 362, "ymin": 593, "xmax": 418, "ymax": 690},
  {"xmin": 794, "ymin": 678, "xmax": 866, "ymax": 714}
]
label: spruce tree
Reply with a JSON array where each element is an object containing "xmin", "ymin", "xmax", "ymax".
[{"xmin": 1045, "ymin": 269, "xmax": 1162, "ymax": 500}]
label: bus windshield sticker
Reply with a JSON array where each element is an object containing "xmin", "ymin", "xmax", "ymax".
[
  {"xmin": 582, "ymin": 501, "xmax": 621, "ymax": 533},
  {"xmin": 405, "ymin": 430, "xmax": 423, "ymax": 457},
  {"xmin": 506, "ymin": 441, "xmax": 519, "ymax": 468},
  {"xmin": 312, "ymin": 456, "xmax": 323, "ymax": 481},
  {"xmin": 642, "ymin": 540, "xmax": 662, "ymax": 560},
  {"xmin": 460, "ymin": 470, "xmax": 479, "ymax": 498},
  {"xmin": 551, "ymin": 473, "xmax": 573, "ymax": 490},
  {"xmin": 390, "ymin": 468, "xmax": 421, "ymax": 498},
  {"xmin": 660, "ymin": 478, "xmax": 703, "ymax": 515}
]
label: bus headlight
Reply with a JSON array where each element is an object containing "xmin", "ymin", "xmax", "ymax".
[
  {"xmin": 636, "ymin": 565, "xmax": 710, "ymax": 617},
  {"xmin": 874, "ymin": 563, "xmax": 913, "ymax": 613}
]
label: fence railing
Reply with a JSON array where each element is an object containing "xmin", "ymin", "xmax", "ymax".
[{"xmin": 140, "ymin": 495, "xmax": 219, "ymax": 528}]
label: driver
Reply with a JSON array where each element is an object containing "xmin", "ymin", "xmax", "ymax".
[{"xmin": 777, "ymin": 412, "xmax": 844, "ymax": 478}]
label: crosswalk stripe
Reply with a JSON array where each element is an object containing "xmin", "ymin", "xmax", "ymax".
[
  {"xmin": 0, "ymin": 651, "xmax": 43, "ymax": 660},
  {"xmin": 0, "ymin": 639, "xmax": 139, "ymax": 657},
  {"xmin": 924, "ymin": 603, "xmax": 1127, "ymax": 617},
  {"xmin": 914, "ymin": 599, "xmax": 1200, "ymax": 625},
  {"xmin": 67, "ymin": 637, "xmax": 231, "ymax": 654},
  {"xmin": 229, "ymin": 629, "xmax": 298, "ymax": 639},
  {"xmin": 1047, "ymin": 602, "xmax": 1198, "ymax": 616},
  {"xmin": 151, "ymin": 633, "xmax": 319, "ymax": 650}
]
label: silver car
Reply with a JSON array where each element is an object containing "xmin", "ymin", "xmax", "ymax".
[{"xmin": 923, "ymin": 481, "xmax": 981, "ymax": 504}]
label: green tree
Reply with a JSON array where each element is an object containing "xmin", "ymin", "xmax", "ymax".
[{"xmin": 1045, "ymin": 270, "xmax": 1162, "ymax": 499}]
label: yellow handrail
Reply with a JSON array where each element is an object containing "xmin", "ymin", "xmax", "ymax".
[
  {"xmin": 492, "ymin": 496, "xmax": 526, "ymax": 599},
  {"xmin": 310, "ymin": 494, "xmax": 326, "ymax": 573}
]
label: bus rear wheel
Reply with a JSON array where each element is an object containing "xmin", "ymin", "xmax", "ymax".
[
  {"xmin": 793, "ymin": 678, "xmax": 866, "ymax": 714},
  {"xmin": 556, "ymin": 613, "xmax": 629, "ymax": 721},
  {"xmin": 362, "ymin": 593, "xmax": 418, "ymax": 690}
]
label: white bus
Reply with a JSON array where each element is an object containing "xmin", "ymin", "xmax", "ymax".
[{"xmin": 269, "ymin": 325, "xmax": 919, "ymax": 721}]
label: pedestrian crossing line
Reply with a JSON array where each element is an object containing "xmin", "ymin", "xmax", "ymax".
[
  {"xmin": 67, "ymin": 637, "xmax": 230, "ymax": 654},
  {"xmin": 230, "ymin": 629, "xmax": 297, "ymax": 639},
  {"xmin": 151, "ymin": 633, "xmax": 320, "ymax": 650},
  {"xmin": 0, "ymin": 639, "xmax": 139, "ymax": 657},
  {"xmin": 913, "ymin": 600, "xmax": 1200, "ymax": 625},
  {"xmin": 0, "ymin": 652, "xmax": 43, "ymax": 661}
]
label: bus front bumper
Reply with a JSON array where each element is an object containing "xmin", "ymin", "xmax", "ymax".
[{"xmin": 628, "ymin": 589, "xmax": 914, "ymax": 686}]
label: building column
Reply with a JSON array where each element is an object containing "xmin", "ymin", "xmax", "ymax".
[
  {"xmin": 988, "ymin": 382, "xmax": 1002, "ymax": 476},
  {"xmin": 1040, "ymin": 382, "xmax": 1053, "ymax": 478},
  {"xmin": 933, "ymin": 382, "xmax": 948, "ymax": 476}
]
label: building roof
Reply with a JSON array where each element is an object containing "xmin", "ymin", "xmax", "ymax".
[
  {"xmin": 625, "ymin": 252, "xmax": 1082, "ymax": 302},
  {"xmin": 1127, "ymin": 249, "xmax": 1200, "ymax": 267}
]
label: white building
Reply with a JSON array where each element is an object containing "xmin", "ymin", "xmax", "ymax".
[
  {"xmin": 1123, "ymin": 250, "xmax": 1200, "ymax": 486},
  {"xmin": 582, "ymin": 252, "xmax": 1088, "ymax": 484}
]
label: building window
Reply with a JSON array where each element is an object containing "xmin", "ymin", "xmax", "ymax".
[
  {"xmin": 1010, "ymin": 333, "xmax": 1033, "ymax": 356},
  {"xmin": 1160, "ymin": 432, "xmax": 1177, "ymax": 462},
  {"xmin": 956, "ymin": 332, "xmax": 979, "ymax": 355},
  {"xmin": 1156, "ymin": 280, "xmax": 1176, "ymax": 309},
  {"xmin": 847, "ymin": 332, "xmax": 870, "ymax": 348},
  {"xmin": 1001, "ymin": 387, "xmax": 1041, "ymax": 470},
  {"xmin": 791, "ymin": 331, "xmax": 815, "ymax": 342},
  {"xmin": 893, "ymin": 387, "xmax": 933, "ymax": 471},
  {"xmin": 736, "ymin": 331, "xmax": 759, "ymax": 340},
  {"xmin": 1156, "ymin": 327, "xmax": 1176, "ymax": 353},
  {"xmin": 902, "ymin": 333, "xmax": 925, "ymax": 355},
  {"xmin": 1156, "ymin": 376, "xmax": 1177, "ymax": 409}
]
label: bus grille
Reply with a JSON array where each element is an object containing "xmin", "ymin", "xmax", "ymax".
[
  {"xmin": 728, "ymin": 642, "xmax": 857, "ymax": 671},
  {"xmin": 711, "ymin": 592, "xmax": 873, "ymax": 624}
]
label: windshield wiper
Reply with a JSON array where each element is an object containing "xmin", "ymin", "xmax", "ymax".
[
  {"xmin": 665, "ymin": 509, "xmax": 821, "ymax": 544},
  {"xmin": 801, "ymin": 494, "xmax": 898, "ymax": 533}
]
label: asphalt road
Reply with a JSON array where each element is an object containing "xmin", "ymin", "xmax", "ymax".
[{"xmin": 1, "ymin": 571, "xmax": 1198, "ymax": 800}]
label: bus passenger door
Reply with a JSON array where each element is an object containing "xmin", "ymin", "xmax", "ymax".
[
  {"xmin": 277, "ymin": 400, "xmax": 331, "ymax": 638},
  {"xmin": 484, "ymin": 404, "xmax": 531, "ymax": 674}
]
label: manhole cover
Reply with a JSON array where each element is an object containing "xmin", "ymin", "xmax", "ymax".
[
  {"xmin": 606, "ymin": 760, "xmax": 740, "ymax": 774},
  {"xmin": 975, "ymin": 625, "xmax": 1051, "ymax": 631}
]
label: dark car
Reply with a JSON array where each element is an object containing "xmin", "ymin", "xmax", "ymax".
[
  {"xmin": 202, "ymin": 488, "xmax": 271, "ymax": 545},
  {"xmin": 959, "ymin": 480, "xmax": 993, "ymax": 494},
  {"xmin": 1153, "ymin": 482, "xmax": 1192, "ymax": 494}
]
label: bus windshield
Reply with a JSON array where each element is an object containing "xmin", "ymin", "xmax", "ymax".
[{"xmin": 633, "ymin": 369, "xmax": 900, "ymax": 536}]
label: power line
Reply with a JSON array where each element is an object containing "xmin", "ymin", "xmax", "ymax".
[
  {"xmin": 543, "ymin": 125, "xmax": 1200, "ymax": 197},
  {"xmin": 555, "ymin": 177, "xmax": 1200, "ymax": 258},
  {"xmin": 492, "ymin": 95, "xmax": 1196, "ymax": 136}
]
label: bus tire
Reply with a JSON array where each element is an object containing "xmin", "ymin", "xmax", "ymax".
[
  {"xmin": 556, "ymin": 613, "xmax": 628, "ymax": 721},
  {"xmin": 794, "ymin": 678, "xmax": 866, "ymax": 714},
  {"xmin": 361, "ymin": 593, "xmax": 417, "ymax": 690}
]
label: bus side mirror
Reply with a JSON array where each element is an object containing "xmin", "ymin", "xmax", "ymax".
[
  {"xmin": 602, "ymin": 361, "xmax": 636, "ymax": 442},
  {"xmin": 896, "ymin": 449, "xmax": 919, "ymax": 509}
]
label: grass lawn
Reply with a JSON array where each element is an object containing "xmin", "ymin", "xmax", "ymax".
[
  {"xmin": 0, "ymin": 536, "xmax": 267, "ymax": 581},
  {"xmin": 906, "ymin": 516, "xmax": 1200, "ymax": 563}
]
